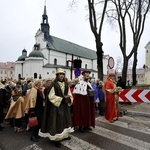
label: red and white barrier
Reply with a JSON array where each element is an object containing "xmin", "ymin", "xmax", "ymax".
[{"xmin": 119, "ymin": 89, "xmax": 150, "ymax": 103}]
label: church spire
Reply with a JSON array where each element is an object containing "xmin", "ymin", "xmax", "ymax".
[
  {"xmin": 41, "ymin": 1, "xmax": 49, "ymax": 38},
  {"xmin": 44, "ymin": 1, "xmax": 47, "ymax": 15}
]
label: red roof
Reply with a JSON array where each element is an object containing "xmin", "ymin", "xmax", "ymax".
[{"xmin": 0, "ymin": 62, "xmax": 15, "ymax": 69}]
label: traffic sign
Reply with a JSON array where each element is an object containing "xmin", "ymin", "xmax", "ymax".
[
  {"xmin": 119, "ymin": 89, "xmax": 150, "ymax": 103},
  {"xmin": 108, "ymin": 57, "xmax": 115, "ymax": 69}
]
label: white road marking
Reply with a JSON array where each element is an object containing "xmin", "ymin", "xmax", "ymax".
[
  {"xmin": 91, "ymin": 124, "xmax": 150, "ymax": 150},
  {"xmin": 21, "ymin": 144, "xmax": 43, "ymax": 150},
  {"xmin": 96, "ymin": 116, "xmax": 150, "ymax": 135},
  {"xmin": 62, "ymin": 135, "xmax": 103, "ymax": 150}
]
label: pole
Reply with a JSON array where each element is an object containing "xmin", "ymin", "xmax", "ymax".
[{"xmin": 70, "ymin": 54, "xmax": 73, "ymax": 79}]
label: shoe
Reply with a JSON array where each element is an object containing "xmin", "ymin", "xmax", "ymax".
[
  {"xmin": 79, "ymin": 126, "xmax": 84, "ymax": 133},
  {"xmin": 31, "ymin": 136, "xmax": 39, "ymax": 142},
  {"xmin": 14, "ymin": 127, "xmax": 17, "ymax": 132},
  {"xmin": 0, "ymin": 126, "xmax": 5, "ymax": 129},
  {"xmin": 109, "ymin": 120, "xmax": 115, "ymax": 123},
  {"xmin": 84, "ymin": 127, "xmax": 92, "ymax": 131},
  {"xmin": 53, "ymin": 141, "xmax": 61, "ymax": 148},
  {"xmin": 0, "ymin": 126, "xmax": 5, "ymax": 131},
  {"xmin": 114, "ymin": 118, "xmax": 118, "ymax": 121},
  {"xmin": 37, "ymin": 135, "xmax": 41, "ymax": 139},
  {"xmin": 63, "ymin": 137, "xmax": 71, "ymax": 141},
  {"xmin": 17, "ymin": 128, "xmax": 24, "ymax": 132}
]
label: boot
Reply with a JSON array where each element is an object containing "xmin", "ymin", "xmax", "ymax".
[
  {"xmin": 14, "ymin": 127, "xmax": 17, "ymax": 132},
  {"xmin": 17, "ymin": 128, "xmax": 24, "ymax": 132},
  {"xmin": 79, "ymin": 126, "xmax": 84, "ymax": 133},
  {"xmin": 53, "ymin": 141, "xmax": 61, "ymax": 148},
  {"xmin": 31, "ymin": 136, "xmax": 39, "ymax": 142}
]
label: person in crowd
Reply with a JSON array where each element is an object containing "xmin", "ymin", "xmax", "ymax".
[
  {"xmin": 90, "ymin": 79, "xmax": 98, "ymax": 111},
  {"xmin": 43, "ymin": 78, "xmax": 53, "ymax": 99},
  {"xmin": 116, "ymin": 76, "xmax": 126, "ymax": 89},
  {"xmin": 39, "ymin": 68, "xmax": 74, "ymax": 148},
  {"xmin": 24, "ymin": 82, "xmax": 33, "ymax": 114},
  {"xmin": 69, "ymin": 78, "xmax": 78, "ymax": 114},
  {"xmin": 5, "ymin": 87, "xmax": 25, "ymax": 132},
  {"xmin": 72, "ymin": 70, "xmax": 95, "ymax": 133},
  {"xmin": 26, "ymin": 80, "xmax": 45, "ymax": 142},
  {"xmin": 1, "ymin": 84, "xmax": 12, "ymax": 127},
  {"xmin": 96, "ymin": 80, "xmax": 106, "ymax": 116},
  {"xmin": 0, "ymin": 82, "xmax": 8, "ymax": 131},
  {"xmin": 22, "ymin": 78, "xmax": 32, "ymax": 96},
  {"xmin": 104, "ymin": 73, "xmax": 121, "ymax": 123},
  {"xmin": 24, "ymin": 81, "xmax": 33, "ymax": 127}
]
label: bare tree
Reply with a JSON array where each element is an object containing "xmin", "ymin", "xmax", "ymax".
[
  {"xmin": 115, "ymin": 56, "xmax": 123, "ymax": 74},
  {"xmin": 87, "ymin": 0, "xmax": 109, "ymax": 80},
  {"xmin": 106, "ymin": 0, "xmax": 150, "ymax": 85},
  {"xmin": 69, "ymin": 0, "xmax": 109, "ymax": 80}
]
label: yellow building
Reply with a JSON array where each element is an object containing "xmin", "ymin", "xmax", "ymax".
[{"xmin": 0, "ymin": 62, "xmax": 15, "ymax": 81}]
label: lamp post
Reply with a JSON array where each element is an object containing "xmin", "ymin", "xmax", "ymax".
[
  {"xmin": 67, "ymin": 55, "xmax": 82, "ymax": 79},
  {"xmin": 67, "ymin": 54, "xmax": 74, "ymax": 79}
]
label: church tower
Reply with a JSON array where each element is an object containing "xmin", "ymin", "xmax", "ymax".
[{"xmin": 41, "ymin": 4, "xmax": 49, "ymax": 38}]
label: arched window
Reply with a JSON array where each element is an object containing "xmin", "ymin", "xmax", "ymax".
[
  {"xmin": 85, "ymin": 64, "xmax": 87, "ymax": 69},
  {"xmin": 54, "ymin": 58, "xmax": 57, "ymax": 65},
  {"xmin": 18, "ymin": 74, "xmax": 21, "ymax": 80},
  {"xmin": 66, "ymin": 61, "xmax": 69, "ymax": 67},
  {"xmin": 34, "ymin": 73, "xmax": 37, "ymax": 79},
  {"xmin": 92, "ymin": 74, "xmax": 94, "ymax": 78}
]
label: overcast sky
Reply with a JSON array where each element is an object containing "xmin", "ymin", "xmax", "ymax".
[{"xmin": 0, "ymin": 0, "xmax": 150, "ymax": 68}]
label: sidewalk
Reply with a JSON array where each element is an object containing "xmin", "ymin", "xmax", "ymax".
[{"xmin": 120, "ymin": 102, "xmax": 150, "ymax": 117}]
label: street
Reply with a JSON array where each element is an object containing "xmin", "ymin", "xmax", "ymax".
[{"xmin": 0, "ymin": 113, "xmax": 150, "ymax": 150}]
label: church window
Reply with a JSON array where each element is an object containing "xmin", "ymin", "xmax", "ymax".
[
  {"xmin": 85, "ymin": 64, "xmax": 87, "ymax": 69},
  {"xmin": 54, "ymin": 58, "xmax": 57, "ymax": 65},
  {"xmin": 92, "ymin": 74, "xmax": 94, "ymax": 78},
  {"xmin": 34, "ymin": 73, "xmax": 37, "ymax": 79},
  {"xmin": 66, "ymin": 61, "xmax": 69, "ymax": 67},
  {"xmin": 18, "ymin": 74, "xmax": 21, "ymax": 80}
]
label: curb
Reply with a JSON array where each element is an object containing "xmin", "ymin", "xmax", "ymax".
[{"xmin": 126, "ymin": 110, "xmax": 150, "ymax": 117}]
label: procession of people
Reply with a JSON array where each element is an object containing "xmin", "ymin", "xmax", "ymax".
[{"xmin": 0, "ymin": 68, "xmax": 122, "ymax": 148}]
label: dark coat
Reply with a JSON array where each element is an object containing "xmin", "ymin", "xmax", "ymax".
[
  {"xmin": 0, "ymin": 88, "xmax": 7, "ymax": 123},
  {"xmin": 40, "ymin": 79, "xmax": 72, "ymax": 137}
]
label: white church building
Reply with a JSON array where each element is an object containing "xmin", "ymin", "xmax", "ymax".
[
  {"xmin": 144, "ymin": 41, "xmax": 150, "ymax": 84},
  {"xmin": 15, "ymin": 5, "xmax": 109, "ymax": 80}
]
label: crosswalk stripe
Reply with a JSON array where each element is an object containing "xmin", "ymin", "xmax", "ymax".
[
  {"xmin": 62, "ymin": 135, "xmax": 103, "ymax": 150},
  {"xmin": 91, "ymin": 125, "xmax": 150, "ymax": 150},
  {"xmin": 96, "ymin": 116, "xmax": 150, "ymax": 135},
  {"xmin": 21, "ymin": 144, "xmax": 42, "ymax": 150}
]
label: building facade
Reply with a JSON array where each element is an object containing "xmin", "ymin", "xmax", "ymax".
[
  {"xmin": 144, "ymin": 42, "xmax": 150, "ymax": 84},
  {"xmin": 0, "ymin": 62, "xmax": 15, "ymax": 81},
  {"xmin": 15, "ymin": 5, "xmax": 110, "ymax": 81}
]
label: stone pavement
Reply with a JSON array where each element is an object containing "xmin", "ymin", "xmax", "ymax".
[{"xmin": 120, "ymin": 102, "xmax": 150, "ymax": 117}]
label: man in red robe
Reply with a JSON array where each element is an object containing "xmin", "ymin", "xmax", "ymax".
[
  {"xmin": 104, "ymin": 73, "xmax": 119, "ymax": 123},
  {"xmin": 72, "ymin": 70, "xmax": 95, "ymax": 132}
]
